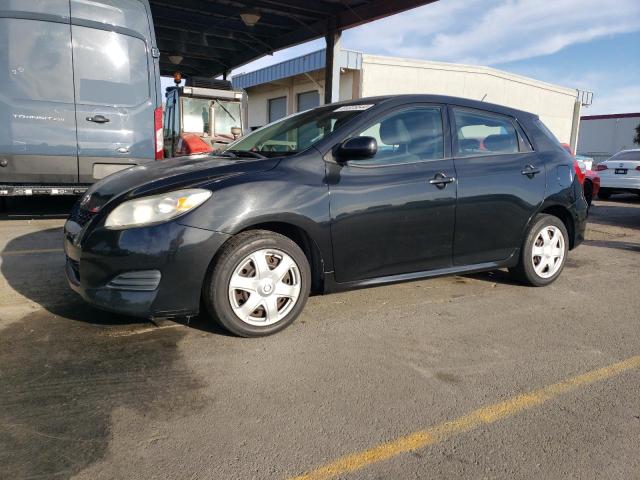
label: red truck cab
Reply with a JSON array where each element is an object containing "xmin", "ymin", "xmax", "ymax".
[{"xmin": 163, "ymin": 78, "xmax": 247, "ymax": 158}]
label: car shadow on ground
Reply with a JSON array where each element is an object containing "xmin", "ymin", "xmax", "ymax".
[
  {"xmin": 1, "ymin": 226, "xmax": 230, "ymax": 336},
  {"xmin": 589, "ymin": 195, "xmax": 640, "ymax": 230},
  {"xmin": 462, "ymin": 269, "xmax": 523, "ymax": 286},
  {"xmin": 582, "ymin": 238, "xmax": 640, "ymax": 253}
]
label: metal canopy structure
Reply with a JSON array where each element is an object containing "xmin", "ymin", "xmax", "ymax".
[{"xmin": 149, "ymin": 0, "xmax": 437, "ymax": 78}]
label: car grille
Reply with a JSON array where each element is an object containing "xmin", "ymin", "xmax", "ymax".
[{"xmin": 69, "ymin": 201, "xmax": 96, "ymax": 227}]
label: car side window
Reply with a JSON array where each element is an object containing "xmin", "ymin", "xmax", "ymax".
[
  {"xmin": 354, "ymin": 107, "xmax": 444, "ymax": 165},
  {"xmin": 453, "ymin": 108, "xmax": 521, "ymax": 157}
]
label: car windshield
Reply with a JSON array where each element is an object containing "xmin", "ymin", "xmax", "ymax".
[
  {"xmin": 224, "ymin": 104, "xmax": 372, "ymax": 157},
  {"xmin": 609, "ymin": 151, "xmax": 640, "ymax": 161}
]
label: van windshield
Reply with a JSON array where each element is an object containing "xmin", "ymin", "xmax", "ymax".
[{"xmin": 224, "ymin": 104, "xmax": 371, "ymax": 157}]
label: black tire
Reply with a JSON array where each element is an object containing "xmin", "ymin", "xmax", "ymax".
[
  {"xmin": 598, "ymin": 188, "xmax": 611, "ymax": 200},
  {"xmin": 203, "ymin": 230, "xmax": 311, "ymax": 337},
  {"xmin": 583, "ymin": 180, "xmax": 593, "ymax": 206},
  {"xmin": 509, "ymin": 214, "xmax": 569, "ymax": 287}
]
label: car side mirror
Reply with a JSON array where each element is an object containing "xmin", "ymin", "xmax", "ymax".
[
  {"xmin": 231, "ymin": 127, "xmax": 242, "ymax": 139},
  {"xmin": 335, "ymin": 136, "xmax": 377, "ymax": 161}
]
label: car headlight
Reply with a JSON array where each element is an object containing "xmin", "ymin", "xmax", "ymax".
[{"xmin": 105, "ymin": 189, "xmax": 212, "ymax": 229}]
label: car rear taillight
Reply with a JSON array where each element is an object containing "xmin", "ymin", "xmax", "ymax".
[
  {"xmin": 573, "ymin": 160, "xmax": 585, "ymax": 185},
  {"xmin": 595, "ymin": 164, "xmax": 608, "ymax": 171},
  {"xmin": 154, "ymin": 107, "xmax": 163, "ymax": 160}
]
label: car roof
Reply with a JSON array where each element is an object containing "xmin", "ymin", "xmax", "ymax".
[{"xmin": 333, "ymin": 94, "xmax": 539, "ymax": 119}]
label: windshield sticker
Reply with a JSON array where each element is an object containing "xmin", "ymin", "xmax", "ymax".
[{"xmin": 334, "ymin": 104, "xmax": 374, "ymax": 112}]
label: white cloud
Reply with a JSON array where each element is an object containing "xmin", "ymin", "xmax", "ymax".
[
  {"xmin": 344, "ymin": 0, "xmax": 640, "ymax": 65},
  {"xmin": 584, "ymin": 85, "xmax": 640, "ymax": 115}
]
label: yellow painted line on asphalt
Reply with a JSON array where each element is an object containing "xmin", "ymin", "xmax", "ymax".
[
  {"xmin": 0, "ymin": 248, "xmax": 64, "ymax": 256},
  {"xmin": 290, "ymin": 355, "xmax": 640, "ymax": 480}
]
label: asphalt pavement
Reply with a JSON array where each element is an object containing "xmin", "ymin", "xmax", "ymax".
[{"xmin": 1, "ymin": 195, "xmax": 639, "ymax": 480}]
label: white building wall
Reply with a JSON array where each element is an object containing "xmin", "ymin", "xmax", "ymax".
[
  {"xmin": 360, "ymin": 55, "xmax": 579, "ymax": 145},
  {"xmin": 577, "ymin": 116, "xmax": 640, "ymax": 160}
]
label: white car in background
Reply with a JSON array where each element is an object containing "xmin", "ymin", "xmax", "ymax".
[{"xmin": 596, "ymin": 149, "xmax": 640, "ymax": 199}]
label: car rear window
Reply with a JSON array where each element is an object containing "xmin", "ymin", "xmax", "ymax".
[{"xmin": 609, "ymin": 151, "xmax": 640, "ymax": 161}]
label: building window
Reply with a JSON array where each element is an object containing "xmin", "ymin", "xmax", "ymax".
[
  {"xmin": 268, "ymin": 96, "xmax": 287, "ymax": 123},
  {"xmin": 297, "ymin": 90, "xmax": 319, "ymax": 112}
]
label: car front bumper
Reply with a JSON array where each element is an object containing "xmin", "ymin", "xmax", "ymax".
[{"xmin": 64, "ymin": 219, "xmax": 230, "ymax": 319}]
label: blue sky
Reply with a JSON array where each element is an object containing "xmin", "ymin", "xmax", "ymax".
[{"xmin": 229, "ymin": 0, "xmax": 640, "ymax": 115}]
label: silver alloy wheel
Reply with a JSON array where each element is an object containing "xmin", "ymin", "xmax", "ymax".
[
  {"xmin": 228, "ymin": 248, "xmax": 301, "ymax": 326},
  {"xmin": 531, "ymin": 225, "xmax": 565, "ymax": 279}
]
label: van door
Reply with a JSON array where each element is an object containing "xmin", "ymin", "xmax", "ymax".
[
  {"xmin": 70, "ymin": 0, "xmax": 156, "ymax": 182},
  {"xmin": 0, "ymin": 2, "xmax": 79, "ymax": 184}
]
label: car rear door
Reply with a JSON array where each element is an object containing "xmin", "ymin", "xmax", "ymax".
[
  {"xmin": 450, "ymin": 106, "xmax": 546, "ymax": 266},
  {"xmin": 0, "ymin": 0, "xmax": 78, "ymax": 185},
  {"xmin": 70, "ymin": 0, "xmax": 156, "ymax": 183},
  {"xmin": 328, "ymin": 104, "xmax": 457, "ymax": 283}
]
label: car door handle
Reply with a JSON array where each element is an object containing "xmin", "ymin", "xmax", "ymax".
[
  {"xmin": 86, "ymin": 115, "xmax": 110, "ymax": 124},
  {"xmin": 521, "ymin": 165, "xmax": 541, "ymax": 177},
  {"xmin": 429, "ymin": 173, "xmax": 455, "ymax": 189}
]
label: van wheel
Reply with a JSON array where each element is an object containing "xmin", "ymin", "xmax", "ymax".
[
  {"xmin": 509, "ymin": 214, "xmax": 568, "ymax": 287},
  {"xmin": 203, "ymin": 230, "xmax": 311, "ymax": 337}
]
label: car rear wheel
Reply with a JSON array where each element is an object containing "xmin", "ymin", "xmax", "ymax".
[
  {"xmin": 509, "ymin": 214, "xmax": 568, "ymax": 287},
  {"xmin": 583, "ymin": 180, "xmax": 593, "ymax": 206},
  {"xmin": 203, "ymin": 230, "xmax": 311, "ymax": 337},
  {"xmin": 598, "ymin": 188, "xmax": 611, "ymax": 200}
]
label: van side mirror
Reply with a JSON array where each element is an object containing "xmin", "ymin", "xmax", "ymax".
[{"xmin": 335, "ymin": 136, "xmax": 377, "ymax": 161}]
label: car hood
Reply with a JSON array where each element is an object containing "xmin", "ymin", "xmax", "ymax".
[{"xmin": 81, "ymin": 154, "xmax": 280, "ymax": 212}]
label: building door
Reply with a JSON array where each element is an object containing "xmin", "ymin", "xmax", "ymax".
[
  {"xmin": 328, "ymin": 105, "xmax": 457, "ymax": 283},
  {"xmin": 268, "ymin": 96, "xmax": 287, "ymax": 123},
  {"xmin": 297, "ymin": 91, "xmax": 319, "ymax": 112}
]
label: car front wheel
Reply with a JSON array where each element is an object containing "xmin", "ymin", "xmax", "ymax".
[
  {"xmin": 203, "ymin": 230, "xmax": 311, "ymax": 337},
  {"xmin": 509, "ymin": 214, "xmax": 568, "ymax": 287}
]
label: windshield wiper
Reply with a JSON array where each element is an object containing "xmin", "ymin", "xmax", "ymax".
[
  {"xmin": 225, "ymin": 149, "xmax": 267, "ymax": 159},
  {"xmin": 214, "ymin": 99, "xmax": 237, "ymax": 123},
  {"xmin": 216, "ymin": 151, "xmax": 237, "ymax": 158}
]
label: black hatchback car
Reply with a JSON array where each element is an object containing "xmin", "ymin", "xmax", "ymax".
[{"xmin": 64, "ymin": 95, "xmax": 588, "ymax": 336}]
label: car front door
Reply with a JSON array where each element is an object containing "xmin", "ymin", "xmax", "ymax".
[
  {"xmin": 327, "ymin": 105, "xmax": 457, "ymax": 283},
  {"xmin": 450, "ymin": 106, "xmax": 546, "ymax": 266}
]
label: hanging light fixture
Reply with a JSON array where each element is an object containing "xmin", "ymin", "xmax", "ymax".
[
  {"xmin": 240, "ymin": 9, "xmax": 261, "ymax": 27},
  {"xmin": 168, "ymin": 55, "xmax": 183, "ymax": 65}
]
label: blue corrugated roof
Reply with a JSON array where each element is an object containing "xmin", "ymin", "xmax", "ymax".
[{"xmin": 232, "ymin": 49, "xmax": 362, "ymax": 90}]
